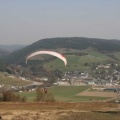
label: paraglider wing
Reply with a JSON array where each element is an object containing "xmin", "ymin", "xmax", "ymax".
[{"xmin": 26, "ymin": 51, "xmax": 67, "ymax": 66}]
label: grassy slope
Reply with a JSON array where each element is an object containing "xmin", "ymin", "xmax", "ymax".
[
  {"xmin": 45, "ymin": 50, "xmax": 113, "ymax": 71},
  {"xmin": 108, "ymin": 52, "xmax": 120, "ymax": 61},
  {"xmin": 0, "ymin": 72, "xmax": 33, "ymax": 86}
]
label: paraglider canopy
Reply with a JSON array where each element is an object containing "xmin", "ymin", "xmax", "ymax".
[{"xmin": 26, "ymin": 50, "xmax": 67, "ymax": 66}]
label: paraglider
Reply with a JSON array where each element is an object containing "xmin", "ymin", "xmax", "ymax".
[
  {"xmin": 26, "ymin": 50, "xmax": 67, "ymax": 66},
  {"xmin": 44, "ymin": 87, "xmax": 47, "ymax": 94}
]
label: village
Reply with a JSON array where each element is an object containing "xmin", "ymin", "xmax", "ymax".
[
  {"xmin": 54, "ymin": 63, "xmax": 120, "ymax": 87},
  {"xmin": 0, "ymin": 63, "xmax": 120, "ymax": 94}
]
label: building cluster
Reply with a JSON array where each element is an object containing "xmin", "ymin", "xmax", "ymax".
[{"xmin": 54, "ymin": 64, "xmax": 120, "ymax": 87}]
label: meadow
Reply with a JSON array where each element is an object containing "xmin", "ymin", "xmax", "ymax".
[
  {"xmin": 45, "ymin": 50, "xmax": 113, "ymax": 71},
  {"xmin": 18, "ymin": 86, "xmax": 112, "ymax": 102}
]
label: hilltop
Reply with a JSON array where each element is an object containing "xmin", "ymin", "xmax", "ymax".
[{"xmin": 2, "ymin": 37, "xmax": 120, "ymax": 64}]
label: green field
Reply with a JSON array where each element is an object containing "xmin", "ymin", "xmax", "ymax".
[
  {"xmin": 108, "ymin": 52, "xmax": 120, "ymax": 61},
  {"xmin": 45, "ymin": 50, "xmax": 113, "ymax": 71},
  {"xmin": 19, "ymin": 86, "xmax": 111, "ymax": 102}
]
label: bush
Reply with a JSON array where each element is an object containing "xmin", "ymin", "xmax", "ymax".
[
  {"xmin": 0, "ymin": 90, "xmax": 27, "ymax": 102},
  {"xmin": 35, "ymin": 88, "xmax": 55, "ymax": 102}
]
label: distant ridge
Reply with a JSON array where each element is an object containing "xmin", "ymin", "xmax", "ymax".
[
  {"xmin": 0, "ymin": 44, "xmax": 26, "ymax": 52},
  {"xmin": 0, "ymin": 48, "xmax": 10, "ymax": 58},
  {"xmin": 2, "ymin": 37, "xmax": 120, "ymax": 64}
]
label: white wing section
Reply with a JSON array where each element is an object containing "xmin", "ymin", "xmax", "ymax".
[{"xmin": 26, "ymin": 51, "xmax": 67, "ymax": 66}]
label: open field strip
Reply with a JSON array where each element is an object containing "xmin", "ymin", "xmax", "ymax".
[{"xmin": 18, "ymin": 86, "xmax": 114, "ymax": 102}]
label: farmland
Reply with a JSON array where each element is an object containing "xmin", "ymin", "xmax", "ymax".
[
  {"xmin": 44, "ymin": 50, "xmax": 113, "ymax": 71},
  {"xmin": 18, "ymin": 86, "xmax": 115, "ymax": 102},
  {"xmin": 1, "ymin": 38, "xmax": 120, "ymax": 119},
  {"xmin": 0, "ymin": 86, "xmax": 119, "ymax": 120}
]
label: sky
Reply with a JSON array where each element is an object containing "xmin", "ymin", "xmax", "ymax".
[{"xmin": 0, "ymin": 0, "xmax": 120, "ymax": 45}]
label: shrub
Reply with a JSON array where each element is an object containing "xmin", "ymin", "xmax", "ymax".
[
  {"xmin": 35, "ymin": 88, "xmax": 55, "ymax": 102},
  {"xmin": 0, "ymin": 90, "xmax": 27, "ymax": 102}
]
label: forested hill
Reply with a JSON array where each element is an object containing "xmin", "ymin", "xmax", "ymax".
[{"xmin": 2, "ymin": 37, "xmax": 120, "ymax": 64}]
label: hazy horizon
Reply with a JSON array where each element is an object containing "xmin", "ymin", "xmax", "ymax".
[
  {"xmin": 0, "ymin": 0, "xmax": 120, "ymax": 45},
  {"xmin": 0, "ymin": 36, "xmax": 120, "ymax": 46}
]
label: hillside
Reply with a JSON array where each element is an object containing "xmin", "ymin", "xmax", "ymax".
[
  {"xmin": 0, "ymin": 72, "xmax": 33, "ymax": 86},
  {"xmin": 2, "ymin": 37, "xmax": 120, "ymax": 64},
  {"xmin": 44, "ymin": 50, "xmax": 114, "ymax": 71},
  {"xmin": 0, "ymin": 44, "xmax": 26, "ymax": 58},
  {"xmin": 0, "ymin": 48, "xmax": 10, "ymax": 58}
]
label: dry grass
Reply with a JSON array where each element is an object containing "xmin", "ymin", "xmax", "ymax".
[
  {"xmin": 78, "ymin": 91, "xmax": 117, "ymax": 97},
  {"xmin": 58, "ymin": 111, "xmax": 120, "ymax": 120},
  {"xmin": 0, "ymin": 102, "xmax": 120, "ymax": 120}
]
